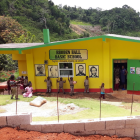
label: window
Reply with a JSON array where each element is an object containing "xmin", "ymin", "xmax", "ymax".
[{"xmin": 58, "ymin": 62, "xmax": 73, "ymax": 77}]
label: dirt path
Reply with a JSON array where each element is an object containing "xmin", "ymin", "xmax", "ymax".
[
  {"xmin": 0, "ymin": 127, "xmax": 136, "ymax": 140},
  {"xmin": 1, "ymin": 101, "xmax": 87, "ymax": 117}
]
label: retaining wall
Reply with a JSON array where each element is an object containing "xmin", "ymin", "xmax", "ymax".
[{"xmin": 0, "ymin": 113, "xmax": 140, "ymax": 139}]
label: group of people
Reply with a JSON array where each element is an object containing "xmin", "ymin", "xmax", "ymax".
[
  {"xmin": 114, "ymin": 65, "xmax": 127, "ymax": 90},
  {"xmin": 7, "ymin": 75, "xmax": 33, "ymax": 99},
  {"xmin": 44, "ymin": 75, "xmax": 88, "ymax": 96},
  {"xmin": 44, "ymin": 75, "xmax": 106, "ymax": 98}
]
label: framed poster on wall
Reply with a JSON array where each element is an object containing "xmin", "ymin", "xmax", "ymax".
[
  {"xmin": 48, "ymin": 65, "xmax": 58, "ymax": 78},
  {"xmin": 75, "ymin": 64, "xmax": 86, "ymax": 76},
  {"xmin": 130, "ymin": 67, "xmax": 135, "ymax": 74},
  {"xmin": 136, "ymin": 67, "xmax": 140, "ymax": 74},
  {"xmin": 35, "ymin": 64, "xmax": 46, "ymax": 76},
  {"xmin": 89, "ymin": 65, "xmax": 99, "ymax": 78}
]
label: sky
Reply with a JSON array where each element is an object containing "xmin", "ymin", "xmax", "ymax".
[{"xmin": 52, "ymin": 0, "xmax": 140, "ymax": 12}]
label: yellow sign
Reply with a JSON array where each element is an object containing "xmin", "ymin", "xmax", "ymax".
[{"xmin": 49, "ymin": 49, "xmax": 88, "ymax": 60}]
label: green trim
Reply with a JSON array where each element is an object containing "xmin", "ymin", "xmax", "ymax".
[
  {"xmin": 102, "ymin": 37, "xmax": 106, "ymax": 42},
  {"xmin": 20, "ymin": 36, "xmax": 102, "ymax": 51},
  {"xmin": 1, "ymin": 34, "xmax": 140, "ymax": 52},
  {"xmin": 43, "ymin": 29, "xmax": 50, "ymax": 44},
  {"xmin": 18, "ymin": 49, "xmax": 22, "ymax": 54}
]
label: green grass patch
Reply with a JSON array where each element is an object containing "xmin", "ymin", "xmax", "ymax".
[
  {"xmin": 1, "ymin": 95, "xmax": 140, "ymax": 121},
  {"xmin": 70, "ymin": 20, "xmax": 92, "ymax": 26},
  {"xmin": 33, "ymin": 99, "xmax": 140, "ymax": 121},
  {"xmin": 0, "ymin": 95, "xmax": 37, "ymax": 105}
]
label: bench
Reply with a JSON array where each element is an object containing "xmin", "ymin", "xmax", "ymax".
[{"xmin": 0, "ymin": 81, "xmax": 7, "ymax": 95}]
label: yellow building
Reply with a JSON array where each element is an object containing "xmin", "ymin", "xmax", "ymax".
[{"xmin": 1, "ymin": 29, "xmax": 140, "ymax": 94}]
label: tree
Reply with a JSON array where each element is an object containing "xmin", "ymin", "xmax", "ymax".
[{"xmin": 0, "ymin": 16, "xmax": 26, "ymax": 44}]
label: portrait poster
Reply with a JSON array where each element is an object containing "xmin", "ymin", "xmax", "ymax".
[
  {"xmin": 89, "ymin": 65, "xmax": 99, "ymax": 78},
  {"xmin": 48, "ymin": 65, "xmax": 58, "ymax": 78},
  {"xmin": 75, "ymin": 64, "xmax": 86, "ymax": 76},
  {"xmin": 136, "ymin": 67, "xmax": 140, "ymax": 74},
  {"xmin": 35, "ymin": 64, "xmax": 46, "ymax": 76},
  {"xmin": 130, "ymin": 67, "xmax": 135, "ymax": 74}
]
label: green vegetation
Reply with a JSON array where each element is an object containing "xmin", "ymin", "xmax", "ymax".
[
  {"xmin": 0, "ymin": 70, "xmax": 19, "ymax": 82},
  {"xmin": 0, "ymin": 0, "xmax": 90, "ymax": 43},
  {"xmin": 61, "ymin": 5, "xmax": 140, "ymax": 36},
  {"xmin": 70, "ymin": 20, "xmax": 92, "ymax": 26},
  {"xmin": 0, "ymin": 95, "xmax": 140, "ymax": 121}
]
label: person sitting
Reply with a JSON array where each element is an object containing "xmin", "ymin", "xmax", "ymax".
[{"xmin": 23, "ymin": 81, "xmax": 33, "ymax": 98}]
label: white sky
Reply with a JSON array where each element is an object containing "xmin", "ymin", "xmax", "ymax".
[{"xmin": 52, "ymin": 0, "xmax": 140, "ymax": 12}]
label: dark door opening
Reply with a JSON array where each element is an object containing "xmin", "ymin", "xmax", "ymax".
[{"xmin": 113, "ymin": 60, "xmax": 127, "ymax": 90}]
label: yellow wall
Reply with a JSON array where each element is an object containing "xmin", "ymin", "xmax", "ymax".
[
  {"xmin": 12, "ymin": 54, "xmax": 26, "ymax": 60},
  {"xmin": 18, "ymin": 60, "xmax": 27, "ymax": 76},
  {"xmin": 32, "ymin": 39, "xmax": 104, "ymax": 90},
  {"xmin": 15, "ymin": 38, "xmax": 140, "ymax": 91},
  {"xmin": 109, "ymin": 39, "xmax": 140, "ymax": 89},
  {"xmin": 0, "ymin": 51, "xmax": 19, "ymax": 54}
]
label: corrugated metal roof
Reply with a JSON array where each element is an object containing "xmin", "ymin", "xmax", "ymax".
[
  {"xmin": 106, "ymin": 34, "xmax": 140, "ymax": 41},
  {"xmin": 0, "ymin": 43, "xmax": 44, "ymax": 49},
  {"xmin": 0, "ymin": 34, "xmax": 140, "ymax": 53}
]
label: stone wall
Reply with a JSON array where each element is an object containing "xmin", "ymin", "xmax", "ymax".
[{"xmin": 0, "ymin": 114, "xmax": 140, "ymax": 139}]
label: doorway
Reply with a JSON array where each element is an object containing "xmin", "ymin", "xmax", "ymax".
[{"xmin": 113, "ymin": 59, "xmax": 127, "ymax": 90}]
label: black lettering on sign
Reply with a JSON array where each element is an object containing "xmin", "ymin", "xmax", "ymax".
[
  {"xmin": 72, "ymin": 50, "xmax": 81, "ymax": 54},
  {"xmin": 55, "ymin": 55, "xmax": 66, "ymax": 59}
]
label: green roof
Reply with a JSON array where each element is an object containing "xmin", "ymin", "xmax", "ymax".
[{"xmin": 0, "ymin": 34, "xmax": 140, "ymax": 54}]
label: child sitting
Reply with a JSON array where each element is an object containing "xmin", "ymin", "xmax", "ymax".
[
  {"xmin": 57, "ymin": 77, "xmax": 66, "ymax": 94},
  {"xmin": 23, "ymin": 81, "xmax": 33, "ymax": 98},
  {"xmin": 44, "ymin": 77, "xmax": 52, "ymax": 93},
  {"xmin": 68, "ymin": 75, "xmax": 77, "ymax": 96},
  {"xmin": 115, "ymin": 76, "xmax": 120, "ymax": 91},
  {"xmin": 84, "ymin": 76, "xmax": 89, "ymax": 93},
  {"xmin": 99, "ymin": 83, "xmax": 105, "ymax": 99}
]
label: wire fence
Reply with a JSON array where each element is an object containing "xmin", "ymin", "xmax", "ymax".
[{"xmin": 0, "ymin": 83, "xmax": 137, "ymax": 123}]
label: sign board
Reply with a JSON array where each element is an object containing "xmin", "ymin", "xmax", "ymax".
[
  {"xmin": 22, "ymin": 71, "xmax": 27, "ymax": 74},
  {"xmin": 49, "ymin": 49, "xmax": 88, "ymax": 60}
]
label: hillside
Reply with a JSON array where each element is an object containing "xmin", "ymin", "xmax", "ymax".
[
  {"xmin": 61, "ymin": 5, "xmax": 140, "ymax": 37},
  {"xmin": 0, "ymin": 0, "xmax": 88, "ymax": 43},
  {"xmin": 70, "ymin": 23, "xmax": 104, "ymax": 36},
  {"xmin": 1, "ymin": 0, "xmax": 140, "ymax": 44}
]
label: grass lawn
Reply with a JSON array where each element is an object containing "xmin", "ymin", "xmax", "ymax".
[
  {"xmin": 70, "ymin": 20, "xmax": 92, "ymax": 26},
  {"xmin": 0, "ymin": 95, "xmax": 140, "ymax": 122}
]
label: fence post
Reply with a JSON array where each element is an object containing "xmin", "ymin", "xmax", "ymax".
[
  {"xmin": 57, "ymin": 92, "xmax": 59, "ymax": 123},
  {"xmin": 99, "ymin": 86, "xmax": 101, "ymax": 120},
  {"xmin": 16, "ymin": 85, "xmax": 19, "ymax": 115},
  {"xmin": 130, "ymin": 83, "xmax": 135, "ymax": 116}
]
